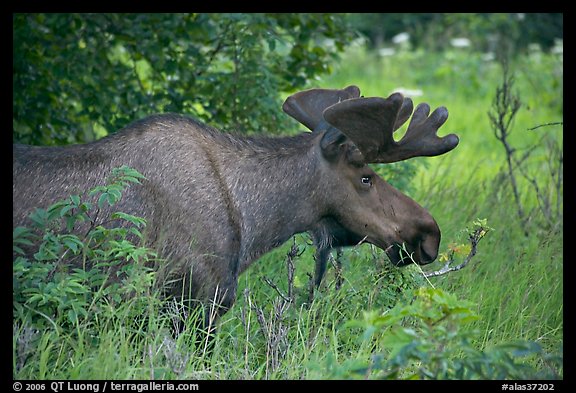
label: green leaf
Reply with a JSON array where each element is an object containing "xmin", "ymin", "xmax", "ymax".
[
  {"xmin": 65, "ymin": 216, "xmax": 76, "ymax": 232},
  {"xmin": 107, "ymin": 188, "xmax": 122, "ymax": 204},
  {"xmin": 499, "ymin": 341, "xmax": 543, "ymax": 357},
  {"xmin": 70, "ymin": 194, "xmax": 81, "ymax": 206},
  {"xmin": 67, "ymin": 308, "xmax": 78, "ymax": 325},
  {"xmin": 60, "ymin": 235, "xmax": 83, "ymax": 254},
  {"xmin": 13, "ymin": 226, "xmax": 32, "ymax": 240},
  {"xmin": 34, "ymin": 248, "xmax": 59, "ymax": 261},
  {"xmin": 111, "ymin": 212, "xmax": 147, "ymax": 227},
  {"xmin": 89, "ymin": 186, "xmax": 107, "ymax": 197},
  {"xmin": 47, "ymin": 201, "xmax": 67, "ymax": 214},
  {"xmin": 13, "ymin": 236, "xmax": 34, "ymax": 247},
  {"xmin": 59, "ymin": 204, "xmax": 75, "ymax": 217},
  {"xmin": 29, "ymin": 208, "xmax": 48, "ymax": 228},
  {"xmin": 97, "ymin": 193, "xmax": 109, "ymax": 209},
  {"xmin": 129, "ymin": 227, "xmax": 143, "ymax": 239}
]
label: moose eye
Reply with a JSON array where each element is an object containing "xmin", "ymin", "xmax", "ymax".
[{"xmin": 361, "ymin": 176, "xmax": 372, "ymax": 187}]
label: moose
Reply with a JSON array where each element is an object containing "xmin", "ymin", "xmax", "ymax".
[{"xmin": 13, "ymin": 85, "xmax": 459, "ymax": 337}]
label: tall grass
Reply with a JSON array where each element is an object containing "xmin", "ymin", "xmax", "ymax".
[
  {"xmin": 13, "ymin": 43, "xmax": 562, "ymax": 379},
  {"xmin": 420, "ymin": 165, "xmax": 563, "ymax": 351},
  {"xmin": 319, "ymin": 43, "xmax": 563, "ymax": 366}
]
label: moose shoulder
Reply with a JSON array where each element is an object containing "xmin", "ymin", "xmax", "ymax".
[{"xmin": 13, "ymin": 85, "xmax": 459, "ymax": 331}]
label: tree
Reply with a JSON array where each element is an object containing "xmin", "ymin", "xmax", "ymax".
[
  {"xmin": 13, "ymin": 13, "xmax": 356, "ymax": 145},
  {"xmin": 349, "ymin": 13, "xmax": 563, "ymax": 55}
]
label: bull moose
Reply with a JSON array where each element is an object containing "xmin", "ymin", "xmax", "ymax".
[{"xmin": 13, "ymin": 85, "xmax": 459, "ymax": 337}]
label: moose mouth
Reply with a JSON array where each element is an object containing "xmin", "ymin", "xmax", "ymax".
[{"xmin": 384, "ymin": 242, "xmax": 437, "ymax": 267}]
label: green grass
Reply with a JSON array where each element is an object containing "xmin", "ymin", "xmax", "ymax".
[
  {"xmin": 318, "ymin": 44, "xmax": 563, "ymax": 369},
  {"xmin": 419, "ymin": 167, "xmax": 563, "ymax": 351},
  {"xmin": 13, "ymin": 44, "xmax": 563, "ymax": 379}
]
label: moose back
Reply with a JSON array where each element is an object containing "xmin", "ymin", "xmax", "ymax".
[{"xmin": 13, "ymin": 85, "xmax": 459, "ymax": 329}]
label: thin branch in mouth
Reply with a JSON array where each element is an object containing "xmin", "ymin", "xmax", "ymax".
[{"xmin": 355, "ymin": 235, "xmax": 369, "ymax": 247}]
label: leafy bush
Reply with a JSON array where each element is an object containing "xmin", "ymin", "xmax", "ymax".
[
  {"xmin": 13, "ymin": 13, "xmax": 356, "ymax": 145},
  {"xmin": 13, "ymin": 166, "xmax": 158, "ymax": 331},
  {"xmin": 315, "ymin": 287, "xmax": 562, "ymax": 379}
]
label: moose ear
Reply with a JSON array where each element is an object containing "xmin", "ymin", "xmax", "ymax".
[{"xmin": 319, "ymin": 127, "xmax": 349, "ymax": 161}]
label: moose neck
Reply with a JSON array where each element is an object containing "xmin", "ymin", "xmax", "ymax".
[{"xmin": 219, "ymin": 132, "xmax": 323, "ymax": 272}]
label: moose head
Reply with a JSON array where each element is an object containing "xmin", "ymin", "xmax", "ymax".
[{"xmin": 283, "ymin": 85, "xmax": 459, "ymax": 267}]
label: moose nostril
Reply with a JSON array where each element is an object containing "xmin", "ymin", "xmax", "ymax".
[
  {"xmin": 416, "ymin": 217, "xmax": 441, "ymax": 264},
  {"xmin": 419, "ymin": 244, "xmax": 436, "ymax": 264},
  {"xmin": 419, "ymin": 235, "xmax": 439, "ymax": 264}
]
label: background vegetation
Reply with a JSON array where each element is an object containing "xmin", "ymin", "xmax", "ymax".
[
  {"xmin": 13, "ymin": 13, "xmax": 563, "ymax": 380},
  {"xmin": 13, "ymin": 13, "xmax": 354, "ymax": 144}
]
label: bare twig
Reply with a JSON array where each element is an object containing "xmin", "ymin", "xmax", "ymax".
[
  {"xmin": 511, "ymin": 133, "xmax": 563, "ymax": 229},
  {"xmin": 248, "ymin": 292, "xmax": 289, "ymax": 376},
  {"xmin": 286, "ymin": 238, "xmax": 299, "ymax": 303},
  {"xmin": 251, "ymin": 237, "xmax": 305, "ymax": 376},
  {"xmin": 261, "ymin": 276, "xmax": 291, "ymax": 303},
  {"xmin": 262, "ymin": 237, "xmax": 300, "ymax": 303},
  {"xmin": 527, "ymin": 122, "xmax": 563, "ymax": 131},
  {"xmin": 488, "ymin": 61, "xmax": 528, "ymax": 236},
  {"xmin": 167, "ymin": 299, "xmax": 184, "ymax": 337},
  {"xmin": 356, "ymin": 235, "xmax": 369, "ymax": 247},
  {"xmin": 332, "ymin": 249, "xmax": 344, "ymax": 290},
  {"xmin": 241, "ymin": 288, "xmax": 252, "ymax": 373}
]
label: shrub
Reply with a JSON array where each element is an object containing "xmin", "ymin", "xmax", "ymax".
[
  {"xmin": 13, "ymin": 166, "xmax": 158, "ymax": 331},
  {"xmin": 315, "ymin": 287, "xmax": 563, "ymax": 379}
]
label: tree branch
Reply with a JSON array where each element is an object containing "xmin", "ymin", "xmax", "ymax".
[{"xmin": 423, "ymin": 226, "xmax": 488, "ymax": 278}]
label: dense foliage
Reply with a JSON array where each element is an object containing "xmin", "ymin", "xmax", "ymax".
[
  {"xmin": 13, "ymin": 13, "xmax": 355, "ymax": 145},
  {"xmin": 318, "ymin": 287, "xmax": 561, "ymax": 379},
  {"xmin": 13, "ymin": 167, "xmax": 155, "ymax": 332}
]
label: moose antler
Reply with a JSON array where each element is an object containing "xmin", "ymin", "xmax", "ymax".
[
  {"xmin": 323, "ymin": 93, "xmax": 459, "ymax": 163},
  {"xmin": 283, "ymin": 86, "xmax": 414, "ymax": 135}
]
